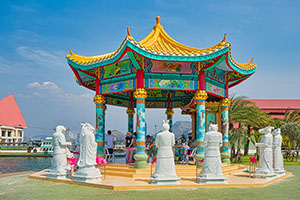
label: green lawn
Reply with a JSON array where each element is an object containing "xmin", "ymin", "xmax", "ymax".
[
  {"xmin": 231, "ymin": 155, "xmax": 300, "ymax": 166},
  {"xmin": 0, "ymin": 166, "xmax": 300, "ymax": 200}
]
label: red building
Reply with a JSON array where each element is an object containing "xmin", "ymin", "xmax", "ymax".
[
  {"xmin": 249, "ymin": 99, "xmax": 300, "ymax": 119},
  {"xmin": 0, "ymin": 94, "xmax": 27, "ymax": 145}
]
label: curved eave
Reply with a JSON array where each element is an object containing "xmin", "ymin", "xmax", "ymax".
[
  {"xmin": 226, "ymin": 46, "xmax": 257, "ymax": 75},
  {"xmin": 67, "ymin": 42, "xmax": 257, "ymax": 77},
  {"xmin": 67, "ymin": 40, "xmax": 232, "ymax": 70},
  {"xmin": 229, "ymin": 75, "xmax": 252, "ymax": 88}
]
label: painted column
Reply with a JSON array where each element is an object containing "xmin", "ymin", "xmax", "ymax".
[
  {"xmin": 133, "ymin": 88, "xmax": 148, "ymax": 169},
  {"xmin": 194, "ymin": 90, "xmax": 208, "ymax": 166},
  {"xmin": 191, "ymin": 113, "xmax": 196, "ymax": 140},
  {"xmin": 127, "ymin": 91, "xmax": 135, "ymax": 133},
  {"xmin": 94, "ymin": 94, "xmax": 105, "ymax": 157},
  {"xmin": 103, "ymin": 105, "xmax": 107, "ymax": 144},
  {"xmin": 166, "ymin": 93, "xmax": 173, "ymax": 131},
  {"xmin": 127, "ymin": 107, "xmax": 135, "ymax": 133},
  {"xmin": 220, "ymin": 98, "xmax": 230, "ymax": 164},
  {"xmin": 165, "ymin": 108, "xmax": 174, "ymax": 132}
]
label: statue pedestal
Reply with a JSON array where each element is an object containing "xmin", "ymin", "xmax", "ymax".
[
  {"xmin": 47, "ymin": 169, "xmax": 67, "ymax": 180},
  {"xmin": 253, "ymin": 172, "xmax": 276, "ymax": 180},
  {"xmin": 74, "ymin": 166, "xmax": 102, "ymax": 183},
  {"xmin": 47, "ymin": 172, "xmax": 67, "ymax": 180},
  {"xmin": 150, "ymin": 176, "xmax": 180, "ymax": 185},
  {"xmin": 196, "ymin": 175, "xmax": 227, "ymax": 185},
  {"xmin": 274, "ymin": 169, "xmax": 286, "ymax": 177}
]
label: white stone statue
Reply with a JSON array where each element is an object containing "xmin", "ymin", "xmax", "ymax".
[
  {"xmin": 197, "ymin": 124, "xmax": 226, "ymax": 184},
  {"xmin": 48, "ymin": 125, "xmax": 71, "ymax": 179},
  {"xmin": 272, "ymin": 128, "xmax": 285, "ymax": 175},
  {"xmin": 151, "ymin": 120, "xmax": 180, "ymax": 185},
  {"xmin": 74, "ymin": 123, "xmax": 102, "ymax": 183},
  {"xmin": 255, "ymin": 126, "xmax": 276, "ymax": 178}
]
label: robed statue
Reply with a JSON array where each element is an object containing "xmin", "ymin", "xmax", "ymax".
[
  {"xmin": 151, "ymin": 120, "xmax": 180, "ymax": 185},
  {"xmin": 272, "ymin": 128, "xmax": 285, "ymax": 174},
  {"xmin": 255, "ymin": 126, "xmax": 276, "ymax": 178},
  {"xmin": 74, "ymin": 123, "xmax": 101, "ymax": 183},
  {"xmin": 197, "ymin": 124, "xmax": 226, "ymax": 184},
  {"xmin": 48, "ymin": 125, "xmax": 71, "ymax": 179}
]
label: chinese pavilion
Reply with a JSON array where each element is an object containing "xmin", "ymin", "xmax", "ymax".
[{"xmin": 66, "ymin": 16, "xmax": 257, "ymax": 168}]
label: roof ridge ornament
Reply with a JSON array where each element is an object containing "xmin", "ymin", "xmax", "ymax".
[
  {"xmin": 69, "ymin": 48, "xmax": 74, "ymax": 55},
  {"xmin": 127, "ymin": 26, "xmax": 131, "ymax": 36},
  {"xmin": 156, "ymin": 16, "xmax": 161, "ymax": 25},
  {"xmin": 222, "ymin": 33, "xmax": 227, "ymax": 43},
  {"xmin": 249, "ymin": 57, "xmax": 254, "ymax": 64}
]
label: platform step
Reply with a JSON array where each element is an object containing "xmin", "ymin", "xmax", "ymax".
[{"xmin": 100, "ymin": 164, "xmax": 244, "ymax": 178}]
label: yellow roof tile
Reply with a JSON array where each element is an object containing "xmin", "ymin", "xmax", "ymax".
[{"xmin": 66, "ymin": 16, "xmax": 256, "ymax": 71}]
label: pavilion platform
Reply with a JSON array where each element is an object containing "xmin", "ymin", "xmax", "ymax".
[{"xmin": 28, "ymin": 164, "xmax": 292, "ymax": 191}]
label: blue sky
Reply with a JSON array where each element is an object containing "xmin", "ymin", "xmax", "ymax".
[{"xmin": 0, "ymin": 0, "xmax": 299, "ymax": 137}]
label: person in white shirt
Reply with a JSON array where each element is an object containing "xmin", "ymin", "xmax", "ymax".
[{"xmin": 105, "ymin": 130, "xmax": 116, "ymax": 156}]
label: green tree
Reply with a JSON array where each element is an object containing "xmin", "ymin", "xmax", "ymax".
[
  {"xmin": 281, "ymin": 123, "xmax": 300, "ymax": 152},
  {"xmin": 282, "ymin": 109, "xmax": 300, "ymax": 124},
  {"xmin": 228, "ymin": 95, "xmax": 273, "ymax": 158}
]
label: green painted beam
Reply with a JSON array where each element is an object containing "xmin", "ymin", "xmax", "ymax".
[
  {"xmin": 101, "ymin": 74, "xmax": 136, "ymax": 84},
  {"xmin": 145, "ymin": 73, "xmax": 198, "ymax": 80},
  {"xmin": 127, "ymin": 51, "xmax": 141, "ymax": 70},
  {"xmin": 203, "ymin": 55, "xmax": 227, "ymax": 72},
  {"xmin": 206, "ymin": 77, "xmax": 225, "ymax": 88}
]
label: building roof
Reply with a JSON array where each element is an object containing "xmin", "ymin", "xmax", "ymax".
[
  {"xmin": 66, "ymin": 16, "xmax": 256, "ymax": 71},
  {"xmin": 0, "ymin": 94, "xmax": 27, "ymax": 128},
  {"xmin": 249, "ymin": 99, "xmax": 300, "ymax": 110}
]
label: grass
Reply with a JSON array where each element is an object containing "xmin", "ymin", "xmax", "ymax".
[
  {"xmin": 231, "ymin": 155, "xmax": 300, "ymax": 166},
  {"xmin": 0, "ymin": 166, "xmax": 299, "ymax": 200}
]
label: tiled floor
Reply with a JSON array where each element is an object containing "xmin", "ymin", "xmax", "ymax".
[{"xmin": 29, "ymin": 168, "xmax": 292, "ymax": 191}]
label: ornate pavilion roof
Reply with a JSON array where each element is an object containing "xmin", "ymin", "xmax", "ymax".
[
  {"xmin": 66, "ymin": 16, "xmax": 256, "ymax": 72},
  {"xmin": 66, "ymin": 16, "xmax": 257, "ymax": 109}
]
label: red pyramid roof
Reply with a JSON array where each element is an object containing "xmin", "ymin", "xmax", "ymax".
[{"xmin": 0, "ymin": 94, "xmax": 27, "ymax": 128}]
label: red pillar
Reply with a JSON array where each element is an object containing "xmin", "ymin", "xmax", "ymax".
[
  {"xmin": 136, "ymin": 69, "xmax": 144, "ymax": 89},
  {"xmin": 198, "ymin": 70, "xmax": 205, "ymax": 90}
]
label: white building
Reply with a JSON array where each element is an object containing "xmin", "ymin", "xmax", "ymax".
[{"xmin": 0, "ymin": 94, "xmax": 27, "ymax": 146}]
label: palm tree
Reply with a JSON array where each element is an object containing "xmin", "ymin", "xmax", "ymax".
[
  {"xmin": 229, "ymin": 95, "xmax": 255, "ymax": 159},
  {"xmin": 282, "ymin": 109, "xmax": 300, "ymax": 124},
  {"xmin": 281, "ymin": 122, "xmax": 300, "ymax": 160},
  {"xmin": 228, "ymin": 95, "xmax": 274, "ymax": 158},
  {"xmin": 243, "ymin": 107, "xmax": 273, "ymax": 156}
]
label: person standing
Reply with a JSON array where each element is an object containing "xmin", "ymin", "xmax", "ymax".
[
  {"xmin": 123, "ymin": 132, "xmax": 133, "ymax": 163},
  {"xmin": 146, "ymin": 135, "xmax": 157, "ymax": 163},
  {"xmin": 105, "ymin": 130, "xmax": 116, "ymax": 160}
]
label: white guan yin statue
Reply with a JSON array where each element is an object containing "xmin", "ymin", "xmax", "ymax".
[
  {"xmin": 255, "ymin": 126, "xmax": 276, "ymax": 178},
  {"xmin": 272, "ymin": 128, "xmax": 285, "ymax": 175},
  {"xmin": 74, "ymin": 123, "xmax": 102, "ymax": 183},
  {"xmin": 151, "ymin": 120, "xmax": 180, "ymax": 185},
  {"xmin": 197, "ymin": 124, "xmax": 226, "ymax": 184},
  {"xmin": 48, "ymin": 125, "xmax": 71, "ymax": 179}
]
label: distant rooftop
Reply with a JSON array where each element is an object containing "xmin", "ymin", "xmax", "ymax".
[
  {"xmin": 249, "ymin": 99, "xmax": 300, "ymax": 119},
  {"xmin": 249, "ymin": 99, "xmax": 300, "ymax": 110},
  {"xmin": 0, "ymin": 94, "xmax": 27, "ymax": 128}
]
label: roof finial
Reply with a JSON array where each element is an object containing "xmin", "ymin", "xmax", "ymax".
[
  {"xmin": 127, "ymin": 26, "xmax": 131, "ymax": 36},
  {"xmin": 222, "ymin": 33, "xmax": 227, "ymax": 42},
  {"xmin": 156, "ymin": 16, "xmax": 161, "ymax": 25},
  {"xmin": 69, "ymin": 48, "xmax": 74, "ymax": 55},
  {"xmin": 249, "ymin": 57, "xmax": 254, "ymax": 64}
]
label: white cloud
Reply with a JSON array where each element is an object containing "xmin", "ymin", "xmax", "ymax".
[
  {"xmin": 16, "ymin": 46, "xmax": 65, "ymax": 70},
  {"xmin": 27, "ymin": 81, "xmax": 59, "ymax": 90},
  {"xmin": 25, "ymin": 81, "xmax": 93, "ymax": 105}
]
